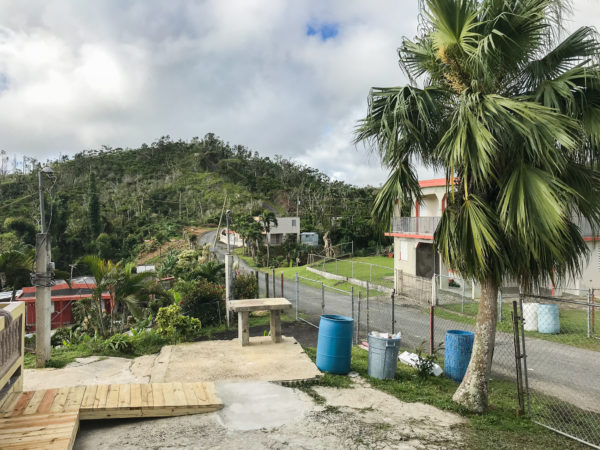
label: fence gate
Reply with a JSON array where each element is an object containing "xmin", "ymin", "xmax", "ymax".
[{"xmin": 520, "ymin": 292, "xmax": 600, "ymax": 449}]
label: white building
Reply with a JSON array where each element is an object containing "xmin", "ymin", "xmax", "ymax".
[
  {"xmin": 387, "ymin": 178, "xmax": 600, "ymax": 293},
  {"xmin": 261, "ymin": 216, "xmax": 300, "ymax": 245}
]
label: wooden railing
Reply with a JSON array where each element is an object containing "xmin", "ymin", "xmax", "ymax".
[{"xmin": 0, "ymin": 302, "xmax": 25, "ymax": 397}]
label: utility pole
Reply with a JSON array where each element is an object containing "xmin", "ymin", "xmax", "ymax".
[
  {"xmin": 36, "ymin": 166, "xmax": 54, "ymax": 367},
  {"xmin": 224, "ymin": 210, "xmax": 233, "ymax": 328}
]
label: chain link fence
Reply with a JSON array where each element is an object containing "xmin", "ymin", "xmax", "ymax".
[
  {"xmin": 520, "ymin": 293, "xmax": 600, "ymax": 448},
  {"xmin": 307, "ymin": 254, "xmax": 395, "ymax": 290}
]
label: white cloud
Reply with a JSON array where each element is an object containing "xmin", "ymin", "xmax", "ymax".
[{"xmin": 0, "ymin": 1, "xmax": 596, "ymax": 185}]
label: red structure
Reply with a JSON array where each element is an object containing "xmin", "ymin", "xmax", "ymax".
[{"xmin": 17, "ymin": 277, "xmax": 112, "ymax": 331}]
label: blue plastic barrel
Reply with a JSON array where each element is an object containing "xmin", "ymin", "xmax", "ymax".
[
  {"xmin": 444, "ymin": 330, "xmax": 474, "ymax": 383},
  {"xmin": 316, "ymin": 315, "xmax": 354, "ymax": 374},
  {"xmin": 538, "ymin": 304, "xmax": 560, "ymax": 334}
]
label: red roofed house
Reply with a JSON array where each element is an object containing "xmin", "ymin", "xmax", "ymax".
[{"xmin": 17, "ymin": 276, "xmax": 112, "ymax": 331}]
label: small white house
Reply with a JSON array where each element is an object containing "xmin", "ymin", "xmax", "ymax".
[
  {"xmin": 257, "ymin": 216, "xmax": 300, "ymax": 245},
  {"xmin": 301, "ymin": 232, "xmax": 319, "ymax": 247}
]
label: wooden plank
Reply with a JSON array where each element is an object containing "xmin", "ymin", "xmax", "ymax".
[
  {"xmin": 94, "ymin": 384, "xmax": 108, "ymax": 409},
  {"xmin": 191, "ymin": 382, "xmax": 207, "ymax": 402},
  {"xmin": 161, "ymin": 383, "xmax": 177, "ymax": 407},
  {"xmin": 80, "ymin": 385, "xmax": 97, "ymax": 410},
  {"xmin": 230, "ymin": 297, "xmax": 292, "ymax": 312},
  {"xmin": 270, "ymin": 310, "xmax": 282, "ymax": 343},
  {"xmin": 105, "ymin": 384, "xmax": 120, "ymax": 410},
  {"xmin": 152, "ymin": 383, "xmax": 165, "ymax": 408},
  {"xmin": 203, "ymin": 382, "xmax": 220, "ymax": 404},
  {"xmin": 238, "ymin": 311, "xmax": 250, "ymax": 346},
  {"xmin": 64, "ymin": 386, "xmax": 86, "ymax": 413},
  {"xmin": 0, "ymin": 412, "xmax": 79, "ymax": 450},
  {"xmin": 171, "ymin": 382, "xmax": 187, "ymax": 407},
  {"xmin": 49, "ymin": 388, "xmax": 70, "ymax": 414},
  {"xmin": 129, "ymin": 384, "xmax": 142, "ymax": 409},
  {"xmin": 0, "ymin": 393, "xmax": 20, "ymax": 416},
  {"xmin": 182, "ymin": 383, "xmax": 198, "ymax": 405},
  {"xmin": 140, "ymin": 383, "xmax": 153, "ymax": 408},
  {"xmin": 31, "ymin": 389, "xmax": 57, "ymax": 415},
  {"xmin": 117, "ymin": 384, "xmax": 130, "ymax": 409},
  {"xmin": 8, "ymin": 391, "xmax": 35, "ymax": 417},
  {"xmin": 23, "ymin": 390, "xmax": 46, "ymax": 415}
]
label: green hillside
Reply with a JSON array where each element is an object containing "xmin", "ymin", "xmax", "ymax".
[{"xmin": 0, "ymin": 133, "xmax": 387, "ymax": 272}]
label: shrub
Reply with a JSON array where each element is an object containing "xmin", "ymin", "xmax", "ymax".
[
  {"xmin": 233, "ymin": 272, "xmax": 258, "ymax": 299},
  {"xmin": 130, "ymin": 329, "xmax": 168, "ymax": 355},
  {"xmin": 175, "ymin": 279, "xmax": 225, "ymax": 326},
  {"xmin": 156, "ymin": 304, "xmax": 202, "ymax": 343},
  {"xmin": 103, "ymin": 333, "xmax": 133, "ymax": 354}
]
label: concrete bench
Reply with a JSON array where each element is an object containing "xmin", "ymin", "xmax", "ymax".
[{"xmin": 230, "ymin": 298, "xmax": 292, "ymax": 346}]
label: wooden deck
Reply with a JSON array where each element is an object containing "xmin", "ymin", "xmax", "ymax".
[{"xmin": 0, "ymin": 382, "xmax": 222, "ymax": 449}]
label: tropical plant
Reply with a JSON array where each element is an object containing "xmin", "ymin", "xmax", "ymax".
[
  {"xmin": 155, "ymin": 304, "xmax": 202, "ymax": 343},
  {"xmin": 355, "ymin": 0, "xmax": 600, "ymax": 412},
  {"xmin": 175, "ymin": 279, "xmax": 225, "ymax": 326},
  {"xmin": 259, "ymin": 210, "xmax": 278, "ymax": 267},
  {"xmin": 0, "ymin": 249, "xmax": 34, "ymax": 301}
]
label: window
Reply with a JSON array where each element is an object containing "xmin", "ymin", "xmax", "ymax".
[
  {"xmin": 292, "ymin": 219, "xmax": 296, "ymax": 227},
  {"xmin": 400, "ymin": 241, "xmax": 408, "ymax": 261}
]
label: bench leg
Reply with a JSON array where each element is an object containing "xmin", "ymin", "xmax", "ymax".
[
  {"xmin": 238, "ymin": 311, "xmax": 250, "ymax": 346},
  {"xmin": 270, "ymin": 310, "xmax": 282, "ymax": 343}
]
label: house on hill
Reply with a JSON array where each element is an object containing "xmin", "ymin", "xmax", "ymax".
[{"xmin": 386, "ymin": 178, "xmax": 600, "ymax": 293}]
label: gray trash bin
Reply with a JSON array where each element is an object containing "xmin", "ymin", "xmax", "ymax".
[{"xmin": 368, "ymin": 332, "xmax": 401, "ymax": 380}]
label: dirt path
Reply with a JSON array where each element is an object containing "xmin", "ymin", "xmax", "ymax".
[{"xmin": 136, "ymin": 227, "xmax": 213, "ymax": 264}]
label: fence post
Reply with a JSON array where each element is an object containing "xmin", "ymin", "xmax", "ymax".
[
  {"xmin": 593, "ymin": 288, "xmax": 596, "ymax": 335},
  {"xmin": 265, "ymin": 272, "xmax": 269, "ymax": 298},
  {"xmin": 431, "ymin": 275, "xmax": 437, "ymax": 306},
  {"xmin": 511, "ymin": 300, "xmax": 525, "ymax": 415},
  {"xmin": 391, "ymin": 289, "xmax": 395, "ymax": 334},
  {"xmin": 321, "ymin": 282, "xmax": 325, "ymax": 315},
  {"xmin": 280, "ymin": 272, "xmax": 284, "ymax": 297},
  {"xmin": 295, "ymin": 272, "xmax": 299, "ymax": 320},
  {"xmin": 350, "ymin": 286, "xmax": 360, "ymax": 330},
  {"xmin": 430, "ymin": 305, "xmax": 434, "ymax": 355},
  {"xmin": 357, "ymin": 291, "xmax": 362, "ymax": 344},
  {"xmin": 588, "ymin": 288, "xmax": 592, "ymax": 339},
  {"xmin": 255, "ymin": 271, "xmax": 259, "ymax": 299},
  {"xmin": 518, "ymin": 294, "xmax": 531, "ymax": 414},
  {"xmin": 498, "ymin": 288, "xmax": 503, "ymax": 322},
  {"xmin": 366, "ymin": 282, "xmax": 370, "ymax": 335},
  {"xmin": 272, "ymin": 269, "xmax": 276, "ymax": 298}
]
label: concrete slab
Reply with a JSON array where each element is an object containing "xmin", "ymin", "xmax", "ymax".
[
  {"xmin": 215, "ymin": 381, "xmax": 311, "ymax": 430},
  {"xmin": 152, "ymin": 336, "xmax": 321, "ymax": 383},
  {"xmin": 24, "ymin": 354, "xmax": 156, "ymax": 390}
]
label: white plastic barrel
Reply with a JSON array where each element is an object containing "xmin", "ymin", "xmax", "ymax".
[{"xmin": 522, "ymin": 303, "xmax": 538, "ymax": 331}]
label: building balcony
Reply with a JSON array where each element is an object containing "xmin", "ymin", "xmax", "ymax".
[
  {"xmin": 389, "ymin": 216, "xmax": 597, "ymax": 240},
  {"xmin": 390, "ymin": 216, "xmax": 441, "ymax": 236}
]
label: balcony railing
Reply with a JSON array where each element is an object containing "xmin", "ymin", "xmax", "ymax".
[
  {"xmin": 391, "ymin": 216, "xmax": 596, "ymax": 238},
  {"xmin": 391, "ymin": 216, "xmax": 441, "ymax": 235}
]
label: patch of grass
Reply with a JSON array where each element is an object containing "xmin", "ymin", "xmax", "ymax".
[
  {"xmin": 302, "ymin": 345, "xmax": 585, "ymax": 449},
  {"xmin": 235, "ymin": 250, "xmax": 385, "ymax": 297},
  {"xmin": 317, "ymin": 256, "xmax": 395, "ymax": 289},
  {"xmin": 23, "ymin": 352, "xmax": 36, "ymax": 369},
  {"xmin": 436, "ymin": 303, "xmax": 600, "ymax": 351}
]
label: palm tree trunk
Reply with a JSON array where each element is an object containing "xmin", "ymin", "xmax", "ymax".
[{"xmin": 452, "ymin": 275, "xmax": 498, "ymax": 413}]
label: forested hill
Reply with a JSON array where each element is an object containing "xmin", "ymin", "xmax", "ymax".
[{"xmin": 0, "ymin": 134, "xmax": 385, "ymax": 270}]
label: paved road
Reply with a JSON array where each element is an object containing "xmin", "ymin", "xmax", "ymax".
[{"xmin": 204, "ymin": 231, "xmax": 600, "ymax": 413}]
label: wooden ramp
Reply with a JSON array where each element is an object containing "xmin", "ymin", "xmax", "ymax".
[{"xmin": 0, "ymin": 382, "xmax": 222, "ymax": 449}]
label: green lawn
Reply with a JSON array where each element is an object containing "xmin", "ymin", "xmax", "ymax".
[
  {"xmin": 436, "ymin": 302, "xmax": 600, "ymax": 351},
  {"xmin": 301, "ymin": 346, "xmax": 587, "ymax": 449},
  {"xmin": 315, "ymin": 256, "xmax": 395, "ymax": 289},
  {"xmin": 235, "ymin": 249, "xmax": 384, "ymax": 297}
]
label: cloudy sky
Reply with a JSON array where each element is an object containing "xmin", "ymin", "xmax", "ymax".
[{"xmin": 0, "ymin": 1, "xmax": 598, "ymax": 186}]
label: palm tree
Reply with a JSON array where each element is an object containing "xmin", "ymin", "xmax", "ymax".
[
  {"xmin": 0, "ymin": 249, "xmax": 34, "ymax": 301},
  {"xmin": 259, "ymin": 211, "xmax": 278, "ymax": 267},
  {"xmin": 355, "ymin": 0, "xmax": 600, "ymax": 412}
]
